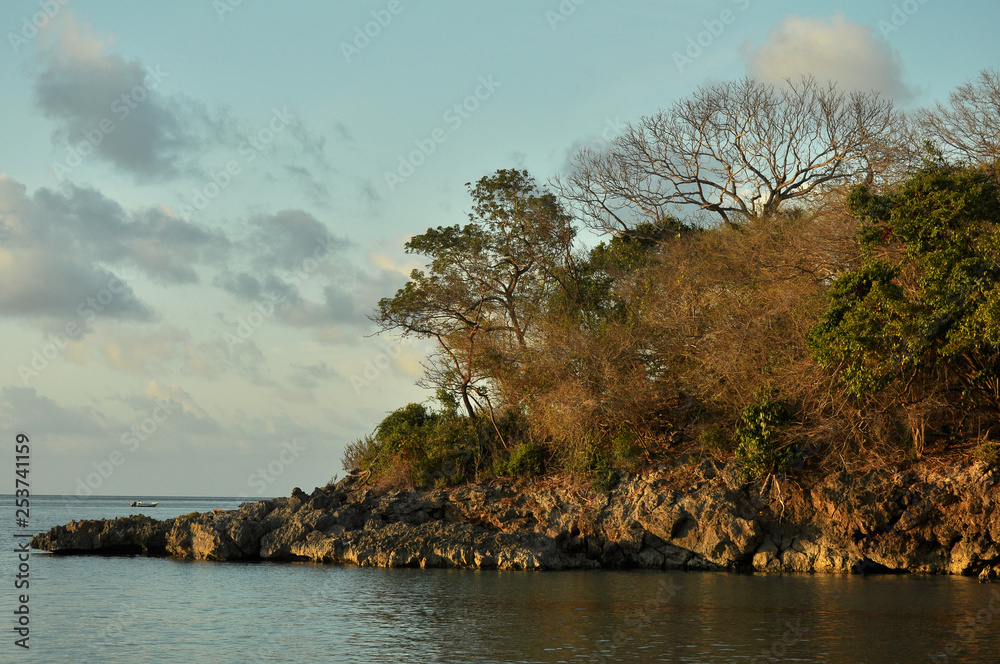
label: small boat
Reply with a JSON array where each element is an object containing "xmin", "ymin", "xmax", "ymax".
[{"xmin": 130, "ymin": 501, "xmax": 159, "ymax": 507}]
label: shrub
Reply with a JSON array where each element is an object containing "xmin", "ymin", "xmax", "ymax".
[
  {"xmin": 611, "ymin": 430, "xmax": 642, "ymax": 462},
  {"xmin": 587, "ymin": 449, "xmax": 618, "ymax": 492},
  {"xmin": 734, "ymin": 393, "xmax": 796, "ymax": 481},
  {"xmin": 341, "ymin": 435, "xmax": 376, "ymax": 472},
  {"xmin": 809, "ymin": 165, "xmax": 1000, "ymax": 449},
  {"xmin": 341, "ymin": 402, "xmax": 520, "ymax": 489},
  {"xmin": 494, "ymin": 440, "xmax": 546, "ymax": 478},
  {"xmin": 561, "ymin": 443, "xmax": 618, "ymax": 492}
]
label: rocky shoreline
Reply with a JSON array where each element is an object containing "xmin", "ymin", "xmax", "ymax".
[{"xmin": 31, "ymin": 460, "xmax": 1000, "ymax": 580}]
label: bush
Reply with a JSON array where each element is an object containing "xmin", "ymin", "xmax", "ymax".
[
  {"xmin": 698, "ymin": 424, "xmax": 729, "ymax": 453},
  {"xmin": 734, "ymin": 394, "xmax": 796, "ymax": 481},
  {"xmin": 341, "ymin": 435, "xmax": 375, "ymax": 472},
  {"xmin": 587, "ymin": 449, "xmax": 618, "ymax": 492},
  {"xmin": 494, "ymin": 441, "xmax": 546, "ymax": 478},
  {"xmin": 561, "ymin": 443, "xmax": 619, "ymax": 492},
  {"xmin": 341, "ymin": 402, "xmax": 529, "ymax": 489},
  {"xmin": 611, "ymin": 430, "xmax": 642, "ymax": 463}
]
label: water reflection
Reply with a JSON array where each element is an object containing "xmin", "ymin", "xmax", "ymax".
[
  {"xmin": 9, "ymin": 495, "xmax": 999, "ymax": 663},
  {"xmin": 267, "ymin": 567, "xmax": 999, "ymax": 664}
]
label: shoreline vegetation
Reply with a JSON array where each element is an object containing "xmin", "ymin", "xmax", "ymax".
[
  {"xmin": 353, "ymin": 73, "xmax": 1000, "ymax": 498},
  {"xmin": 37, "ymin": 73, "xmax": 1000, "ymax": 577}
]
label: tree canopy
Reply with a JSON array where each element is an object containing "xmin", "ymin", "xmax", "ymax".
[
  {"xmin": 356, "ymin": 75, "xmax": 1000, "ymax": 489},
  {"xmin": 808, "ymin": 162, "xmax": 1000, "ymax": 452},
  {"xmin": 371, "ymin": 169, "xmax": 575, "ymax": 419},
  {"xmin": 557, "ymin": 77, "xmax": 906, "ymax": 233}
]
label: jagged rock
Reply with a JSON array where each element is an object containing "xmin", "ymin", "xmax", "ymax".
[
  {"xmin": 32, "ymin": 517, "xmax": 172, "ymax": 555},
  {"xmin": 30, "ymin": 461, "xmax": 1000, "ymax": 575}
]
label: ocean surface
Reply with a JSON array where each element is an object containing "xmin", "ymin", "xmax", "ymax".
[{"xmin": 1, "ymin": 494, "xmax": 998, "ymax": 663}]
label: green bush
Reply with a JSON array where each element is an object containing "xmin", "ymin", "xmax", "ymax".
[
  {"xmin": 341, "ymin": 402, "xmax": 540, "ymax": 488},
  {"xmin": 809, "ymin": 164, "xmax": 1000, "ymax": 402},
  {"xmin": 611, "ymin": 430, "xmax": 642, "ymax": 464},
  {"xmin": 562, "ymin": 443, "xmax": 617, "ymax": 492},
  {"xmin": 587, "ymin": 450, "xmax": 618, "ymax": 492},
  {"xmin": 698, "ymin": 424, "xmax": 729, "ymax": 452},
  {"xmin": 734, "ymin": 394, "xmax": 796, "ymax": 481},
  {"xmin": 494, "ymin": 441, "xmax": 546, "ymax": 478}
]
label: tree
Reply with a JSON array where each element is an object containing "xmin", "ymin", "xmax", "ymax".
[
  {"xmin": 918, "ymin": 69, "xmax": 1000, "ymax": 167},
  {"xmin": 371, "ymin": 169, "xmax": 575, "ymax": 419},
  {"xmin": 808, "ymin": 162, "xmax": 1000, "ymax": 452},
  {"xmin": 556, "ymin": 77, "xmax": 906, "ymax": 234}
]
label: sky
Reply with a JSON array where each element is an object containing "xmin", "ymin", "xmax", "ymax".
[{"xmin": 1, "ymin": 0, "xmax": 998, "ymax": 497}]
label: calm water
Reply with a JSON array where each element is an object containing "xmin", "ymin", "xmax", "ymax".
[{"xmin": 1, "ymin": 495, "xmax": 998, "ymax": 663}]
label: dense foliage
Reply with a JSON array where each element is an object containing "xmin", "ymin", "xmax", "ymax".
[
  {"xmin": 808, "ymin": 162, "xmax": 1000, "ymax": 455},
  {"xmin": 347, "ymin": 72, "xmax": 1000, "ymax": 488}
]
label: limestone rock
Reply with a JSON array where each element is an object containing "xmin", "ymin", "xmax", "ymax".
[{"xmin": 30, "ymin": 460, "xmax": 1000, "ymax": 576}]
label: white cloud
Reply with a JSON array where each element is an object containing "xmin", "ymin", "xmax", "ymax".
[{"xmin": 741, "ymin": 13, "xmax": 913, "ymax": 100}]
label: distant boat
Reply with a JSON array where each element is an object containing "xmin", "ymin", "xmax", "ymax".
[{"xmin": 130, "ymin": 501, "xmax": 159, "ymax": 507}]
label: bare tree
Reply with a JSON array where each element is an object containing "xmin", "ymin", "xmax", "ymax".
[
  {"xmin": 556, "ymin": 77, "xmax": 906, "ymax": 234},
  {"xmin": 918, "ymin": 69, "xmax": 1000, "ymax": 166}
]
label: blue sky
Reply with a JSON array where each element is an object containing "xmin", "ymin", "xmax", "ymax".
[{"xmin": 1, "ymin": 0, "xmax": 998, "ymax": 497}]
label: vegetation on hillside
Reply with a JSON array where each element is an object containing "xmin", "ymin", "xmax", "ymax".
[{"xmin": 344, "ymin": 73, "xmax": 1000, "ymax": 489}]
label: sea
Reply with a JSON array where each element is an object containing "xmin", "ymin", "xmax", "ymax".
[{"xmin": 0, "ymin": 494, "xmax": 997, "ymax": 663}]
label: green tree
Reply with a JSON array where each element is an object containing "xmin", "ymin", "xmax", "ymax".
[
  {"xmin": 808, "ymin": 162, "xmax": 1000, "ymax": 450},
  {"xmin": 371, "ymin": 169, "xmax": 576, "ymax": 419}
]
